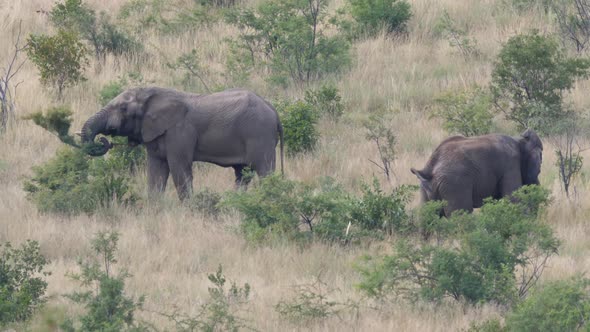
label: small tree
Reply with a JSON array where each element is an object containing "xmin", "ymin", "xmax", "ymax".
[
  {"xmin": 27, "ymin": 30, "xmax": 88, "ymax": 100},
  {"xmin": 0, "ymin": 21, "xmax": 27, "ymax": 133},
  {"xmin": 225, "ymin": 0, "xmax": 351, "ymax": 85},
  {"xmin": 279, "ymin": 101, "xmax": 320, "ymax": 156},
  {"xmin": 62, "ymin": 232, "xmax": 145, "ymax": 331},
  {"xmin": 491, "ymin": 30, "xmax": 590, "ymax": 132},
  {"xmin": 431, "ymin": 86, "xmax": 493, "ymax": 137},
  {"xmin": 364, "ymin": 114, "xmax": 397, "ymax": 182}
]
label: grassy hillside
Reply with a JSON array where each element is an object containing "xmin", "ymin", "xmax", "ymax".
[{"xmin": 1, "ymin": 0, "xmax": 590, "ymax": 330}]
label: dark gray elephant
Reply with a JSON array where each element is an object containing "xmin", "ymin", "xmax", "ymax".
[
  {"xmin": 410, "ymin": 129, "xmax": 543, "ymax": 217},
  {"xmin": 81, "ymin": 87, "xmax": 284, "ymax": 200}
]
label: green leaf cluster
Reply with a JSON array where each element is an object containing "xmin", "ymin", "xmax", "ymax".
[{"xmin": 0, "ymin": 240, "xmax": 50, "ymax": 325}]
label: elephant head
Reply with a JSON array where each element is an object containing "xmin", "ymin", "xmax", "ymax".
[
  {"xmin": 519, "ymin": 128, "xmax": 543, "ymax": 185},
  {"xmin": 81, "ymin": 87, "xmax": 187, "ymax": 156}
]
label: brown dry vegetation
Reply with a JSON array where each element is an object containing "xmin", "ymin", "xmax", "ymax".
[{"xmin": 2, "ymin": 0, "xmax": 590, "ymax": 331}]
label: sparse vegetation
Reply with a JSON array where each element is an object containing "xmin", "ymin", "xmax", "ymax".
[{"xmin": 4, "ymin": 0, "xmax": 590, "ymax": 330}]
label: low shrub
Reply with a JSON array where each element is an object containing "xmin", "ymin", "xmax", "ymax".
[
  {"xmin": 356, "ymin": 186, "xmax": 559, "ymax": 305},
  {"xmin": 304, "ymin": 85, "xmax": 345, "ymax": 120},
  {"xmin": 224, "ymin": 174, "xmax": 415, "ymax": 245},
  {"xmin": 24, "ymin": 147, "xmax": 139, "ymax": 216},
  {"xmin": 506, "ymin": 277, "xmax": 590, "ymax": 332},
  {"xmin": 0, "ymin": 240, "xmax": 50, "ymax": 326}
]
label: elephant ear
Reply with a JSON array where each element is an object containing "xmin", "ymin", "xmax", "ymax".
[{"xmin": 141, "ymin": 96, "xmax": 188, "ymax": 142}]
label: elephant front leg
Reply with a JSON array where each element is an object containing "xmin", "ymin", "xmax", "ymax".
[
  {"xmin": 147, "ymin": 155, "xmax": 170, "ymax": 198},
  {"xmin": 169, "ymin": 159, "xmax": 193, "ymax": 201}
]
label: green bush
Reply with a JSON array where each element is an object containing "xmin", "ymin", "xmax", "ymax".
[
  {"xmin": 224, "ymin": 174, "xmax": 414, "ymax": 245},
  {"xmin": 350, "ymin": 180, "xmax": 415, "ymax": 236},
  {"xmin": 0, "ymin": 240, "xmax": 50, "ymax": 326},
  {"xmin": 51, "ymin": 0, "xmax": 140, "ymax": 63},
  {"xmin": 225, "ymin": 0, "xmax": 351, "ymax": 85},
  {"xmin": 279, "ymin": 101, "xmax": 319, "ymax": 156},
  {"xmin": 187, "ymin": 188, "xmax": 222, "ymax": 217},
  {"xmin": 506, "ymin": 277, "xmax": 590, "ymax": 331},
  {"xmin": 304, "ymin": 84, "xmax": 345, "ymax": 120},
  {"xmin": 24, "ymin": 147, "xmax": 138, "ymax": 216},
  {"xmin": 356, "ymin": 186, "xmax": 559, "ymax": 305},
  {"xmin": 346, "ymin": 0, "xmax": 412, "ymax": 38},
  {"xmin": 27, "ymin": 30, "xmax": 88, "ymax": 100},
  {"xmin": 432, "ymin": 86, "xmax": 493, "ymax": 136},
  {"xmin": 491, "ymin": 30, "xmax": 590, "ymax": 132},
  {"xmin": 61, "ymin": 232, "xmax": 145, "ymax": 331}
]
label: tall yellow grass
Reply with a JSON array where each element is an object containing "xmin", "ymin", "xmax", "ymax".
[{"xmin": 1, "ymin": 0, "xmax": 590, "ymax": 330}]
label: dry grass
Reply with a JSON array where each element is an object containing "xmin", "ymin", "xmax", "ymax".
[{"xmin": 2, "ymin": 0, "xmax": 590, "ymax": 331}]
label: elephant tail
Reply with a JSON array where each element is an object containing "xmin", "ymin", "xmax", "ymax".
[{"xmin": 278, "ymin": 121, "xmax": 284, "ymax": 175}]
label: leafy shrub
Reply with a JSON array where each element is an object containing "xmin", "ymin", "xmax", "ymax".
[
  {"xmin": 224, "ymin": 174, "xmax": 414, "ymax": 245},
  {"xmin": 24, "ymin": 147, "xmax": 138, "ymax": 216},
  {"xmin": 346, "ymin": 0, "xmax": 412, "ymax": 38},
  {"xmin": 356, "ymin": 186, "xmax": 559, "ymax": 305},
  {"xmin": 304, "ymin": 84, "xmax": 345, "ymax": 120},
  {"xmin": 350, "ymin": 180, "xmax": 415, "ymax": 236},
  {"xmin": 61, "ymin": 232, "xmax": 145, "ymax": 331},
  {"xmin": 466, "ymin": 319, "xmax": 506, "ymax": 332},
  {"xmin": 27, "ymin": 30, "xmax": 88, "ymax": 100},
  {"xmin": 506, "ymin": 277, "xmax": 590, "ymax": 331},
  {"xmin": 188, "ymin": 188, "xmax": 222, "ymax": 217},
  {"xmin": 432, "ymin": 86, "xmax": 493, "ymax": 136},
  {"xmin": 491, "ymin": 30, "xmax": 590, "ymax": 132},
  {"xmin": 0, "ymin": 240, "xmax": 50, "ymax": 325},
  {"xmin": 51, "ymin": 0, "xmax": 140, "ymax": 63},
  {"xmin": 225, "ymin": 0, "xmax": 351, "ymax": 85},
  {"xmin": 279, "ymin": 101, "xmax": 319, "ymax": 156},
  {"xmin": 163, "ymin": 265, "xmax": 253, "ymax": 332}
]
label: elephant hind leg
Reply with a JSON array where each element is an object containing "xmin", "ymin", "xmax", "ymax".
[{"xmin": 441, "ymin": 181, "xmax": 474, "ymax": 217}]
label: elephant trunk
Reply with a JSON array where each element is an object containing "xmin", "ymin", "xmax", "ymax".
[{"xmin": 81, "ymin": 109, "xmax": 111, "ymax": 156}]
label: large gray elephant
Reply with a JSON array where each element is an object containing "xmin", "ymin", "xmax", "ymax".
[
  {"xmin": 410, "ymin": 129, "xmax": 543, "ymax": 217},
  {"xmin": 81, "ymin": 87, "xmax": 284, "ymax": 200}
]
